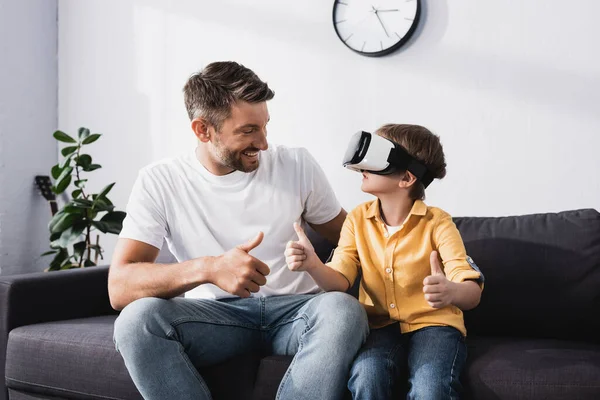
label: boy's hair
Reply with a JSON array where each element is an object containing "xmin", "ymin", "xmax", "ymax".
[
  {"xmin": 376, "ymin": 124, "xmax": 447, "ymax": 200},
  {"xmin": 183, "ymin": 61, "xmax": 275, "ymax": 130}
]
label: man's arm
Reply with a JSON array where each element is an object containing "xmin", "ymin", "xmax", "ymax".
[
  {"xmin": 108, "ymin": 239, "xmax": 210, "ymax": 310},
  {"xmin": 108, "ymin": 234, "xmax": 270, "ymax": 311},
  {"xmin": 308, "ymin": 209, "xmax": 347, "ymax": 245}
]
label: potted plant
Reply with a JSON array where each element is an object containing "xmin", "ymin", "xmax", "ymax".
[{"xmin": 40, "ymin": 127, "xmax": 126, "ymax": 270}]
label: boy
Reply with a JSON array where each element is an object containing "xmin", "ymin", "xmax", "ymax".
[{"xmin": 285, "ymin": 124, "xmax": 483, "ymax": 399}]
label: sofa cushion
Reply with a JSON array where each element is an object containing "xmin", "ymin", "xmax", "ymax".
[
  {"xmin": 455, "ymin": 209, "xmax": 600, "ymax": 341},
  {"xmin": 6, "ymin": 316, "xmax": 141, "ymax": 400},
  {"xmin": 5, "ymin": 316, "xmax": 260, "ymax": 400},
  {"xmin": 464, "ymin": 336, "xmax": 600, "ymax": 400}
]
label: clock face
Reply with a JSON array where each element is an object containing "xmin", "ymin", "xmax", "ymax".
[{"xmin": 333, "ymin": 0, "xmax": 421, "ymax": 57}]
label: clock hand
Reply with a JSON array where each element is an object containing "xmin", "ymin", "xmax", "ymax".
[
  {"xmin": 375, "ymin": 10, "xmax": 389, "ymax": 37},
  {"xmin": 377, "ymin": 9, "xmax": 399, "ymax": 12}
]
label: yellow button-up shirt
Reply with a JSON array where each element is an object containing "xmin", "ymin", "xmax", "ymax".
[{"xmin": 328, "ymin": 199, "xmax": 482, "ymax": 336}]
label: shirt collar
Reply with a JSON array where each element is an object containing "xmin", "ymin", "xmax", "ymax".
[{"xmin": 366, "ymin": 199, "xmax": 428, "ymax": 221}]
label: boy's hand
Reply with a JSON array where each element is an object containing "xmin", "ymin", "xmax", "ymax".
[
  {"xmin": 423, "ymin": 251, "xmax": 456, "ymax": 309},
  {"xmin": 285, "ymin": 223, "xmax": 320, "ymax": 272}
]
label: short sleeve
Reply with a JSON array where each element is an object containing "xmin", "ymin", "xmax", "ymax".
[
  {"xmin": 119, "ymin": 168, "xmax": 169, "ymax": 249},
  {"xmin": 299, "ymin": 148, "xmax": 342, "ymax": 225},
  {"xmin": 326, "ymin": 214, "xmax": 360, "ymax": 286}
]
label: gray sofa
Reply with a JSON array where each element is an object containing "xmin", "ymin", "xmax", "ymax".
[{"xmin": 2, "ymin": 209, "xmax": 600, "ymax": 399}]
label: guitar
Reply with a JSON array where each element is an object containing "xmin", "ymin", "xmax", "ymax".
[{"xmin": 35, "ymin": 175, "xmax": 58, "ymax": 216}]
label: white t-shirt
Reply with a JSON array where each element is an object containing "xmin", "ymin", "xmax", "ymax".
[{"xmin": 119, "ymin": 144, "xmax": 342, "ymax": 300}]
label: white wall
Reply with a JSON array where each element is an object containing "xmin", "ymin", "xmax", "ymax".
[
  {"xmin": 58, "ymin": 0, "xmax": 600, "ymax": 261},
  {"xmin": 0, "ymin": 0, "xmax": 58, "ymax": 275}
]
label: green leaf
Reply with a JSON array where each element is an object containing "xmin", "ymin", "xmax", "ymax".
[
  {"xmin": 82, "ymin": 134, "xmax": 101, "ymax": 145},
  {"xmin": 48, "ymin": 249, "xmax": 69, "ymax": 271},
  {"xmin": 56, "ymin": 166, "xmax": 73, "ymax": 183},
  {"xmin": 84, "ymin": 259, "xmax": 96, "ymax": 267},
  {"xmin": 53, "ymin": 174, "xmax": 72, "ymax": 194},
  {"xmin": 76, "ymin": 154, "xmax": 92, "ymax": 168},
  {"xmin": 56, "ymin": 223, "xmax": 86, "ymax": 248},
  {"xmin": 72, "ymin": 189, "xmax": 82, "ymax": 199},
  {"xmin": 75, "ymin": 179, "xmax": 87, "ymax": 188},
  {"xmin": 82, "ymin": 164, "xmax": 102, "ymax": 172},
  {"xmin": 51, "ymin": 164, "xmax": 62, "ymax": 180},
  {"xmin": 78, "ymin": 127, "xmax": 90, "ymax": 140},
  {"xmin": 91, "ymin": 221, "xmax": 109, "ymax": 233},
  {"xmin": 53, "ymin": 130, "xmax": 76, "ymax": 143},
  {"xmin": 41, "ymin": 250, "xmax": 57, "ymax": 257},
  {"xmin": 73, "ymin": 240, "xmax": 87, "ymax": 260},
  {"xmin": 97, "ymin": 182, "xmax": 115, "ymax": 200},
  {"xmin": 72, "ymin": 198, "xmax": 94, "ymax": 208},
  {"xmin": 92, "ymin": 197, "xmax": 114, "ymax": 212},
  {"xmin": 61, "ymin": 146, "xmax": 78, "ymax": 157},
  {"xmin": 60, "ymin": 153, "xmax": 75, "ymax": 169},
  {"xmin": 49, "ymin": 212, "xmax": 81, "ymax": 234},
  {"xmin": 99, "ymin": 211, "xmax": 126, "ymax": 234}
]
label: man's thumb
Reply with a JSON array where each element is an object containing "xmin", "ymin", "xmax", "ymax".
[
  {"xmin": 293, "ymin": 222, "xmax": 309, "ymax": 243},
  {"xmin": 430, "ymin": 251, "xmax": 444, "ymax": 276},
  {"xmin": 238, "ymin": 232, "xmax": 264, "ymax": 252}
]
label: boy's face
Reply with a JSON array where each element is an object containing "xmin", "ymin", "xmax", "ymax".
[{"xmin": 361, "ymin": 170, "xmax": 405, "ymax": 196}]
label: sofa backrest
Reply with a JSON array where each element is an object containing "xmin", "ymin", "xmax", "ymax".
[{"xmin": 456, "ymin": 209, "xmax": 600, "ymax": 342}]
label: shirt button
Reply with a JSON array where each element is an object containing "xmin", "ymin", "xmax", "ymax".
[
  {"xmin": 390, "ymin": 303, "xmax": 396, "ymax": 309},
  {"xmin": 384, "ymin": 232, "xmax": 389, "ymax": 238},
  {"xmin": 385, "ymin": 268, "xmax": 392, "ymax": 274}
]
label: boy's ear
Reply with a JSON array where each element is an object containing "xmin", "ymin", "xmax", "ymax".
[
  {"xmin": 398, "ymin": 171, "xmax": 418, "ymax": 189},
  {"xmin": 191, "ymin": 118, "xmax": 212, "ymax": 143}
]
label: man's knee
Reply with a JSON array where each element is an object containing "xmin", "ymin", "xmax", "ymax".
[
  {"xmin": 113, "ymin": 297, "xmax": 171, "ymax": 350},
  {"xmin": 314, "ymin": 292, "xmax": 369, "ymax": 338}
]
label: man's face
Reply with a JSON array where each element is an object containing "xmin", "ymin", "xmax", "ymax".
[{"xmin": 211, "ymin": 101, "xmax": 270, "ymax": 173}]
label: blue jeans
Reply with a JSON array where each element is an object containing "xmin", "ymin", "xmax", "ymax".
[
  {"xmin": 348, "ymin": 324, "xmax": 467, "ymax": 400},
  {"xmin": 113, "ymin": 292, "xmax": 369, "ymax": 400}
]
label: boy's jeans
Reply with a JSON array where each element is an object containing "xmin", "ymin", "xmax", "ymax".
[
  {"xmin": 113, "ymin": 292, "xmax": 368, "ymax": 400},
  {"xmin": 349, "ymin": 323, "xmax": 467, "ymax": 400}
]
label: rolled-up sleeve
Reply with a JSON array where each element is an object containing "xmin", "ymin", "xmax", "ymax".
[{"xmin": 434, "ymin": 213, "xmax": 483, "ymax": 287}]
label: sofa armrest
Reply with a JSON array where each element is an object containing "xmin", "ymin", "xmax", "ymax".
[{"xmin": 0, "ymin": 266, "xmax": 115, "ymax": 400}]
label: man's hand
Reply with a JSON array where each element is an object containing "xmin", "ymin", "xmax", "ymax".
[
  {"xmin": 285, "ymin": 223, "xmax": 320, "ymax": 272},
  {"xmin": 210, "ymin": 232, "xmax": 270, "ymax": 298},
  {"xmin": 423, "ymin": 251, "xmax": 456, "ymax": 309}
]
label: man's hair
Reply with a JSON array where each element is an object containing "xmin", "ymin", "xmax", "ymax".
[
  {"xmin": 183, "ymin": 61, "xmax": 275, "ymax": 129},
  {"xmin": 376, "ymin": 124, "xmax": 447, "ymax": 200}
]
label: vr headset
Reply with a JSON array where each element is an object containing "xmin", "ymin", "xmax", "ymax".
[{"xmin": 342, "ymin": 131, "xmax": 435, "ymax": 188}]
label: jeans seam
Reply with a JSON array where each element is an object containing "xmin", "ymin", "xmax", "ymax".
[
  {"xmin": 260, "ymin": 297, "xmax": 266, "ymax": 328},
  {"xmin": 170, "ymin": 317, "xmax": 258, "ymax": 330},
  {"xmin": 176, "ymin": 339, "xmax": 213, "ymax": 398},
  {"xmin": 275, "ymin": 313, "xmax": 311, "ymax": 400},
  {"xmin": 448, "ymin": 336, "xmax": 462, "ymax": 400}
]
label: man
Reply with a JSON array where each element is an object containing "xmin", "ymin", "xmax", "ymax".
[{"xmin": 110, "ymin": 61, "xmax": 368, "ymax": 400}]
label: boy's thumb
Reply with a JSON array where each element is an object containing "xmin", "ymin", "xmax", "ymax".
[
  {"xmin": 430, "ymin": 251, "xmax": 445, "ymax": 276},
  {"xmin": 293, "ymin": 222, "xmax": 309, "ymax": 243}
]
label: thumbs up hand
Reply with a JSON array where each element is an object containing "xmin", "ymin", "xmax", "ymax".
[
  {"xmin": 210, "ymin": 232, "xmax": 271, "ymax": 298},
  {"xmin": 285, "ymin": 223, "xmax": 320, "ymax": 272},
  {"xmin": 423, "ymin": 251, "xmax": 456, "ymax": 309}
]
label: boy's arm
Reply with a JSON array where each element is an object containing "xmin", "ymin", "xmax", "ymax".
[
  {"xmin": 424, "ymin": 251, "xmax": 481, "ymax": 310},
  {"xmin": 287, "ymin": 214, "xmax": 361, "ymax": 292},
  {"xmin": 423, "ymin": 213, "xmax": 483, "ymax": 310}
]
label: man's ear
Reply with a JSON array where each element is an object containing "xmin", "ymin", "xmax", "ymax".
[
  {"xmin": 398, "ymin": 171, "xmax": 418, "ymax": 189},
  {"xmin": 191, "ymin": 118, "xmax": 212, "ymax": 143}
]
